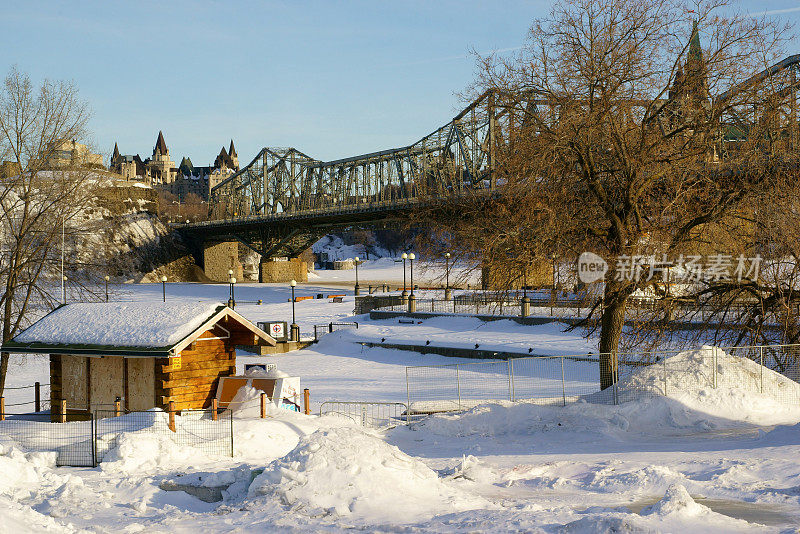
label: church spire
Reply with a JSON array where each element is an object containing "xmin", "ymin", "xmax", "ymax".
[
  {"xmin": 112, "ymin": 142, "xmax": 120, "ymax": 160},
  {"xmin": 228, "ymin": 139, "xmax": 237, "ymax": 158},
  {"xmin": 154, "ymin": 131, "xmax": 168, "ymax": 156}
]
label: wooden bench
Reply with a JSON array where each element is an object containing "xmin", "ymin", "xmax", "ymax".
[{"xmin": 330, "ymin": 296, "xmax": 344, "ymax": 303}]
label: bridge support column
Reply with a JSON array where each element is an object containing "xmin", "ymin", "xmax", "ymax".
[
  {"xmin": 259, "ymin": 258, "xmax": 308, "ymax": 284},
  {"xmin": 203, "ymin": 242, "xmax": 243, "ymax": 282}
]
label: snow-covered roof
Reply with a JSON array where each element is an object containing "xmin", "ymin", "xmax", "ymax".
[{"xmin": 4, "ymin": 301, "xmax": 275, "ymax": 356}]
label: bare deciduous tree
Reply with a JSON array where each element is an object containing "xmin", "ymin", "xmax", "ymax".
[
  {"xmin": 416, "ymin": 0, "xmax": 795, "ymax": 388},
  {"xmin": 0, "ymin": 67, "xmax": 99, "ymax": 398}
]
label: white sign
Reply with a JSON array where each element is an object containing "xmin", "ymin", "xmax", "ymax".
[{"xmin": 270, "ymin": 322, "xmax": 285, "ymax": 338}]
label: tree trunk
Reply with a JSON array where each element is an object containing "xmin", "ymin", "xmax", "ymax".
[
  {"xmin": 0, "ymin": 352, "xmax": 7, "ymax": 398},
  {"xmin": 598, "ymin": 281, "xmax": 628, "ymax": 390}
]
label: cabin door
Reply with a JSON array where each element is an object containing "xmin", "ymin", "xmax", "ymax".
[{"xmin": 88, "ymin": 357, "xmax": 124, "ymax": 414}]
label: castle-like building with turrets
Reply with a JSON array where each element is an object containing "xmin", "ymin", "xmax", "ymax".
[{"xmin": 109, "ymin": 131, "xmax": 239, "ymax": 200}]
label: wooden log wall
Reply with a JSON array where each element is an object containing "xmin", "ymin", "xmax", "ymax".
[{"xmin": 155, "ymin": 331, "xmax": 236, "ymax": 411}]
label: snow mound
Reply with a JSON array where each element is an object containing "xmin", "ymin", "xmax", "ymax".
[
  {"xmin": 244, "ymin": 366, "xmax": 289, "ymax": 379},
  {"xmin": 228, "ymin": 385, "xmax": 280, "ymax": 419},
  {"xmin": 623, "ymin": 346, "xmax": 800, "ymax": 404},
  {"xmin": 0, "ymin": 444, "xmax": 58, "ymax": 500},
  {"xmin": 641, "ymin": 484, "xmax": 707, "ymax": 517},
  {"xmin": 248, "ymin": 426, "xmax": 489, "ymax": 523},
  {"xmin": 101, "ymin": 428, "xmax": 213, "ymax": 474}
]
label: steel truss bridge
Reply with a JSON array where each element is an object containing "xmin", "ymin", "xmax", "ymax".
[{"xmin": 180, "ymin": 55, "xmax": 800, "ymax": 260}]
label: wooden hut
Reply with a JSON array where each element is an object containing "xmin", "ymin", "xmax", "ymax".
[{"xmin": 2, "ymin": 302, "xmax": 275, "ymax": 419}]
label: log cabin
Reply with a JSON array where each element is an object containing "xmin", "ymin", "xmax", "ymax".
[{"xmin": 1, "ymin": 302, "xmax": 275, "ymax": 420}]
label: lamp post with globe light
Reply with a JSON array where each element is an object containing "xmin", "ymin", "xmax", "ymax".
[
  {"xmin": 227, "ymin": 269, "xmax": 236, "ymax": 309},
  {"xmin": 354, "ymin": 256, "xmax": 360, "ymax": 296},
  {"xmin": 104, "ymin": 275, "xmax": 110, "ymax": 302},
  {"xmin": 401, "ymin": 253, "xmax": 408, "ymax": 304},
  {"xmin": 444, "ymin": 252, "xmax": 452, "ymax": 301},
  {"xmin": 408, "ymin": 253, "xmax": 416, "ymax": 312},
  {"xmin": 161, "ymin": 275, "xmax": 167, "ymax": 302},
  {"xmin": 62, "ymin": 275, "xmax": 67, "ymax": 304}
]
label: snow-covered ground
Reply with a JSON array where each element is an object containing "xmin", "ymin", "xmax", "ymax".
[{"xmin": 3, "ymin": 279, "xmax": 800, "ymax": 532}]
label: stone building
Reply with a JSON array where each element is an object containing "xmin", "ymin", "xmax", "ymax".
[
  {"xmin": 40, "ymin": 139, "xmax": 103, "ymax": 169},
  {"xmin": 110, "ymin": 136, "xmax": 240, "ymax": 199}
]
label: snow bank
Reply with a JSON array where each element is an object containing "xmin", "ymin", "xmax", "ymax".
[
  {"xmin": 248, "ymin": 426, "xmax": 489, "ymax": 523},
  {"xmin": 619, "ymin": 346, "xmax": 800, "ymax": 424},
  {"xmin": 100, "ymin": 430, "xmax": 214, "ymax": 474},
  {"xmin": 14, "ymin": 301, "xmax": 222, "ymax": 348},
  {"xmin": 417, "ymin": 385, "xmax": 800, "ymax": 444},
  {"xmin": 0, "ymin": 496, "xmax": 77, "ymax": 533},
  {"xmin": 228, "ymin": 385, "xmax": 278, "ymax": 419},
  {"xmin": 0, "ymin": 444, "xmax": 57, "ymax": 500},
  {"xmin": 622, "ymin": 346, "xmax": 800, "ymax": 403}
]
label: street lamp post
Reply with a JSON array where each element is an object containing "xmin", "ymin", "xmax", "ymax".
[
  {"xmin": 104, "ymin": 275, "xmax": 110, "ymax": 302},
  {"xmin": 62, "ymin": 275, "xmax": 67, "ymax": 305},
  {"xmin": 401, "ymin": 253, "xmax": 408, "ymax": 304},
  {"xmin": 290, "ymin": 279, "xmax": 299, "ymax": 342},
  {"xmin": 161, "ymin": 275, "xmax": 167, "ymax": 302},
  {"xmin": 521, "ymin": 265, "xmax": 530, "ymax": 318},
  {"xmin": 354, "ymin": 256, "xmax": 360, "ymax": 296},
  {"xmin": 227, "ymin": 269, "xmax": 236, "ymax": 309},
  {"xmin": 444, "ymin": 252, "xmax": 452, "ymax": 301},
  {"xmin": 408, "ymin": 253, "xmax": 416, "ymax": 312},
  {"xmin": 409, "ymin": 253, "xmax": 416, "ymax": 296}
]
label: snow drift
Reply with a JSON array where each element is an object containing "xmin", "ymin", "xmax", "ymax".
[{"xmin": 248, "ymin": 425, "xmax": 489, "ymax": 523}]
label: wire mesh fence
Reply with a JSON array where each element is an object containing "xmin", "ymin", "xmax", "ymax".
[
  {"xmin": 0, "ymin": 407, "xmax": 235, "ymax": 467},
  {"xmin": 319, "ymin": 401, "xmax": 409, "ymax": 428},
  {"xmin": 406, "ymin": 344, "xmax": 800, "ymax": 413},
  {"xmin": 0, "ymin": 411, "xmax": 95, "ymax": 466},
  {"xmin": 94, "ymin": 409, "xmax": 234, "ymax": 464}
]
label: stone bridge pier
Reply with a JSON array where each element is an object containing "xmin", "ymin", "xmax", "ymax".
[
  {"xmin": 203, "ymin": 241, "xmax": 243, "ymax": 282},
  {"xmin": 203, "ymin": 241, "xmax": 308, "ymax": 283}
]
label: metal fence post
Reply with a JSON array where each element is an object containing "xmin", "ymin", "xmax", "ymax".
[
  {"xmin": 168, "ymin": 401, "xmax": 176, "ymax": 432},
  {"xmin": 456, "ymin": 364, "xmax": 462, "ymax": 409},
  {"xmin": 230, "ymin": 409, "xmax": 234, "ymax": 457},
  {"xmin": 662, "ymin": 357, "xmax": 667, "ymax": 396},
  {"xmin": 712, "ymin": 347, "xmax": 717, "ymax": 389},
  {"xmin": 92, "ymin": 412, "xmax": 98, "ymax": 467},
  {"xmin": 35, "ymin": 382, "xmax": 41, "ymax": 412},
  {"xmin": 759, "ymin": 346, "xmax": 764, "ymax": 394},
  {"xmin": 508, "ymin": 359, "xmax": 515, "ymax": 402},
  {"xmin": 405, "ymin": 367, "xmax": 412, "ymax": 416},
  {"xmin": 560, "ymin": 357, "xmax": 567, "ymax": 406}
]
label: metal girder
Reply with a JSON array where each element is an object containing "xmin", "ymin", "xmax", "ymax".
[{"xmin": 191, "ymin": 55, "xmax": 800, "ymax": 260}]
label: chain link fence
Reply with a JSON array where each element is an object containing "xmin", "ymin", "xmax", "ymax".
[
  {"xmin": 406, "ymin": 344, "xmax": 800, "ymax": 413},
  {"xmin": 319, "ymin": 401, "xmax": 409, "ymax": 428}
]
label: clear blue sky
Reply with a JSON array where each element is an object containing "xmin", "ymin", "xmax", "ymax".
[{"xmin": 2, "ymin": 1, "xmax": 799, "ymax": 167}]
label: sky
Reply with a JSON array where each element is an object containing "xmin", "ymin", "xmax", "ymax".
[{"xmin": 2, "ymin": 0, "xmax": 800, "ymax": 168}]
